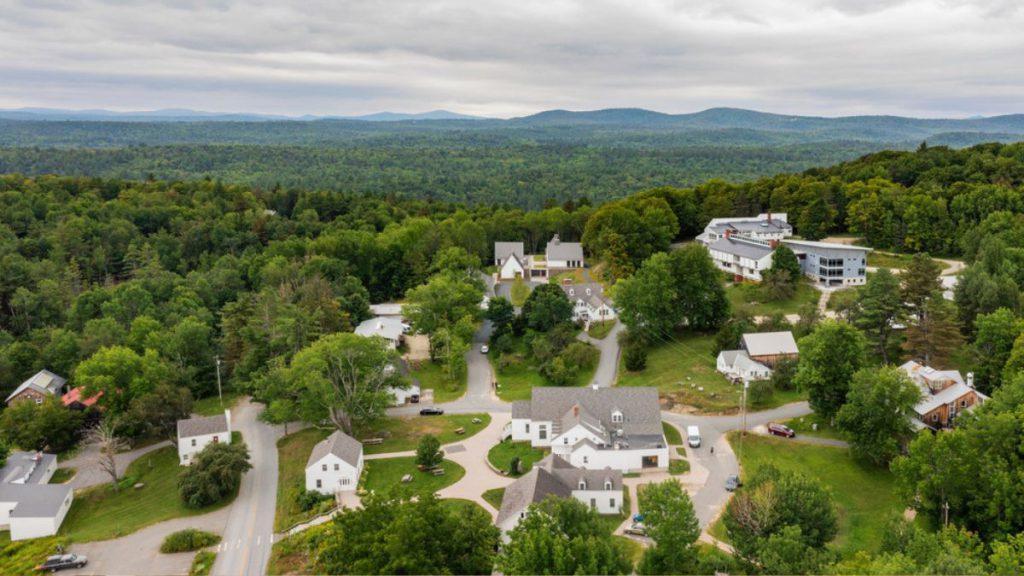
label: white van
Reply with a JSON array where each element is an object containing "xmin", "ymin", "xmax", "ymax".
[{"xmin": 687, "ymin": 425, "xmax": 701, "ymax": 448}]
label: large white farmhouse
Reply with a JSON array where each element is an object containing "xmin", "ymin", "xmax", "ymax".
[
  {"xmin": 495, "ymin": 455, "xmax": 622, "ymax": 536},
  {"xmin": 509, "ymin": 387, "xmax": 668, "ymax": 472},
  {"xmin": 560, "ymin": 282, "xmax": 616, "ymax": 324},
  {"xmin": 0, "ymin": 451, "xmax": 74, "ymax": 540},
  {"xmin": 177, "ymin": 410, "xmax": 232, "ymax": 465},
  {"xmin": 305, "ymin": 430, "xmax": 364, "ymax": 495},
  {"xmin": 494, "ymin": 235, "xmax": 585, "ymax": 281}
]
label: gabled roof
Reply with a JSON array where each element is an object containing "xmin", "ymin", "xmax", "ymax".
[
  {"xmin": 5, "ymin": 370, "xmax": 66, "ymax": 403},
  {"xmin": 0, "ymin": 483, "xmax": 72, "ymax": 518},
  {"xmin": 560, "ymin": 404, "xmax": 608, "ymax": 443},
  {"xmin": 718, "ymin": 350, "xmax": 770, "ymax": 374},
  {"xmin": 561, "ymin": 283, "xmax": 612, "ymax": 309},
  {"xmin": 521, "ymin": 387, "xmax": 663, "ymax": 440},
  {"xmin": 898, "ymin": 361, "xmax": 988, "ymax": 415},
  {"xmin": 354, "ymin": 316, "xmax": 404, "ymax": 341},
  {"xmin": 177, "ymin": 411, "xmax": 230, "ymax": 439},
  {"xmin": 495, "ymin": 455, "xmax": 621, "ymax": 527},
  {"xmin": 61, "ymin": 386, "xmax": 102, "ymax": 408},
  {"xmin": 707, "ymin": 237, "xmax": 774, "ymax": 260},
  {"xmin": 306, "ymin": 430, "xmax": 363, "ymax": 468},
  {"xmin": 495, "ymin": 242, "xmax": 525, "ymax": 262},
  {"xmin": 0, "ymin": 451, "xmax": 57, "ymax": 485},
  {"xmin": 741, "ymin": 332, "xmax": 799, "ymax": 357},
  {"xmin": 545, "ymin": 235, "xmax": 584, "ymax": 262}
]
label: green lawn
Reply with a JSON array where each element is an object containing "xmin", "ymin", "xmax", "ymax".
[
  {"xmin": 487, "ymin": 440, "xmax": 547, "ymax": 476},
  {"xmin": 826, "ymin": 287, "xmax": 858, "ymax": 312},
  {"xmin": 60, "ymin": 445, "xmax": 237, "ymax": 542},
  {"xmin": 494, "ymin": 338, "xmax": 597, "ymax": 402},
  {"xmin": 662, "ymin": 421, "xmax": 683, "ymax": 445},
  {"xmin": 867, "ymin": 251, "xmax": 916, "ymax": 269},
  {"xmin": 727, "ymin": 432, "xmax": 903, "ymax": 557},
  {"xmin": 192, "ymin": 392, "xmax": 240, "ymax": 416},
  {"xmin": 0, "ymin": 532, "xmax": 67, "ymax": 575},
  {"xmin": 410, "ymin": 361, "xmax": 466, "ymax": 403},
  {"xmin": 50, "ymin": 467, "xmax": 76, "ymax": 484},
  {"xmin": 587, "ymin": 320, "xmax": 616, "ymax": 340},
  {"xmin": 669, "ymin": 458, "xmax": 690, "ymax": 475},
  {"xmin": 482, "ymin": 487, "xmax": 505, "ymax": 510},
  {"xmin": 726, "ymin": 280, "xmax": 820, "ymax": 317},
  {"xmin": 274, "ymin": 428, "xmax": 335, "ymax": 532},
  {"xmin": 509, "ymin": 278, "xmax": 530, "ymax": 306},
  {"xmin": 616, "ymin": 330, "xmax": 805, "ymax": 413},
  {"xmin": 190, "ymin": 550, "xmax": 216, "ymax": 576},
  {"xmin": 360, "ymin": 457, "xmax": 464, "ymax": 497},
  {"xmin": 441, "ymin": 498, "xmax": 490, "ymax": 517},
  {"xmin": 353, "ymin": 413, "xmax": 490, "ymax": 455},
  {"xmin": 615, "ymin": 535, "xmax": 644, "ymax": 567},
  {"xmin": 783, "ymin": 413, "xmax": 847, "ymax": 441}
]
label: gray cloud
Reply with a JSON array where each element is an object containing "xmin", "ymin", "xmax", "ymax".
[{"xmin": 0, "ymin": 0, "xmax": 1021, "ymax": 117}]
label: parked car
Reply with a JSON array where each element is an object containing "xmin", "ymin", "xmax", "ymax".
[
  {"xmin": 767, "ymin": 422, "xmax": 796, "ymax": 438},
  {"xmin": 624, "ymin": 522, "xmax": 647, "ymax": 536},
  {"xmin": 480, "ymin": 344, "xmax": 489, "ymax": 354},
  {"xmin": 687, "ymin": 425, "xmax": 701, "ymax": 448},
  {"xmin": 36, "ymin": 554, "xmax": 88, "ymax": 572},
  {"xmin": 725, "ymin": 474, "xmax": 742, "ymax": 491},
  {"xmin": 419, "ymin": 407, "xmax": 444, "ymax": 416}
]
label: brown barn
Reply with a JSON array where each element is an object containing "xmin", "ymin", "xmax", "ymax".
[
  {"xmin": 5, "ymin": 370, "xmax": 67, "ymax": 406},
  {"xmin": 900, "ymin": 361, "xmax": 988, "ymax": 429},
  {"xmin": 740, "ymin": 332, "xmax": 799, "ymax": 368}
]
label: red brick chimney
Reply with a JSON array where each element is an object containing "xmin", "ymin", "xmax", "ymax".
[
  {"xmin": 769, "ymin": 239, "xmax": 779, "ymax": 248},
  {"xmin": 724, "ymin": 229, "xmax": 733, "ymax": 239},
  {"xmin": 573, "ymin": 404, "xmax": 579, "ymax": 417}
]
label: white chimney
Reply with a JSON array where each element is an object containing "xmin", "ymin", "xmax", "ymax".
[
  {"xmin": 967, "ymin": 372, "xmax": 975, "ymax": 388},
  {"xmin": 591, "ymin": 384, "xmax": 599, "ymax": 391}
]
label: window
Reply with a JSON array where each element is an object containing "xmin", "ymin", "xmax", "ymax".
[
  {"xmin": 590, "ymin": 499, "xmax": 596, "ymax": 509},
  {"xmin": 610, "ymin": 498, "xmax": 616, "ymax": 508},
  {"xmin": 961, "ymin": 399, "xmax": 968, "ymax": 407},
  {"xmin": 191, "ymin": 438, "xmax": 197, "ymax": 447},
  {"xmin": 579, "ymin": 480, "xmax": 587, "ymax": 490},
  {"xmin": 322, "ymin": 464, "xmax": 327, "ymax": 471},
  {"xmin": 583, "ymin": 456, "xmax": 588, "ymax": 464},
  {"xmin": 334, "ymin": 463, "xmax": 340, "ymax": 471},
  {"xmin": 316, "ymin": 479, "xmax": 322, "ymax": 489},
  {"xmin": 539, "ymin": 426, "xmax": 547, "ymax": 440},
  {"xmin": 525, "ymin": 423, "xmax": 530, "ymax": 433},
  {"xmin": 611, "ymin": 411, "xmax": 623, "ymax": 424},
  {"xmin": 604, "ymin": 481, "xmax": 612, "ymax": 490},
  {"xmin": 342, "ymin": 478, "xmax": 351, "ymax": 486},
  {"xmin": 932, "ymin": 413, "xmax": 939, "ymax": 422},
  {"xmin": 563, "ymin": 437, "xmax": 569, "ymax": 444},
  {"xmin": 212, "ymin": 435, "xmax": 220, "ymax": 444}
]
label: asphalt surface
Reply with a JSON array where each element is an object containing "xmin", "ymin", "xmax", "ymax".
[{"xmin": 576, "ymin": 320, "xmax": 624, "ymax": 388}]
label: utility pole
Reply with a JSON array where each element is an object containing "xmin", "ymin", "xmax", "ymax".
[
  {"xmin": 214, "ymin": 356, "xmax": 223, "ymax": 408},
  {"xmin": 739, "ymin": 380, "xmax": 749, "ymax": 463},
  {"xmin": 942, "ymin": 501, "xmax": 950, "ymax": 527}
]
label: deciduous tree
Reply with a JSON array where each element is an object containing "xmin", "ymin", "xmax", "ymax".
[
  {"xmin": 836, "ymin": 367, "xmax": 921, "ymax": 466},
  {"xmin": 793, "ymin": 321, "xmax": 867, "ymax": 421}
]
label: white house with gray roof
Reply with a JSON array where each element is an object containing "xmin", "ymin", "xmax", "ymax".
[
  {"xmin": 495, "ymin": 454, "xmax": 622, "ymax": 536},
  {"xmin": 509, "ymin": 387, "xmax": 668, "ymax": 472},
  {"xmin": 0, "ymin": 451, "xmax": 73, "ymax": 540},
  {"xmin": 560, "ymin": 282, "xmax": 616, "ymax": 323},
  {"xmin": 707, "ymin": 236, "xmax": 777, "ymax": 281},
  {"xmin": 698, "ymin": 213, "xmax": 792, "ymax": 245},
  {"xmin": 494, "ymin": 235, "xmax": 585, "ymax": 281},
  {"xmin": 5, "ymin": 369, "xmax": 67, "ymax": 406},
  {"xmin": 305, "ymin": 430, "xmax": 363, "ymax": 495},
  {"xmin": 177, "ymin": 410, "xmax": 232, "ymax": 465},
  {"xmin": 354, "ymin": 316, "xmax": 406, "ymax": 350}
]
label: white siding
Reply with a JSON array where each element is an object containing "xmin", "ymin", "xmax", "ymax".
[
  {"xmin": 568, "ymin": 443, "xmax": 668, "ymax": 472},
  {"xmin": 305, "ymin": 453, "xmax": 363, "ymax": 494},
  {"xmin": 499, "ymin": 257, "xmax": 525, "ymax": 280},
  {"xmin": 572, "ymin": 488, "xmax": 622, "ymax": 515},
  {"xmin": 178, "ymin": 431, "xmax": 231, "ymax": 465},
  {"xmin": 7, "ymin": 491, "xmax": 73, "ymax": 541}
]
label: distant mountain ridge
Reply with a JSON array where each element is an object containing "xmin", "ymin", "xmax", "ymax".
[{"xmin": 0, "ymin": 107, "xmax": 489, "ymax": 122}]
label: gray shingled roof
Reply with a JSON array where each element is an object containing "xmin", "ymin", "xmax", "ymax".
[
  {"xmin": 545, "ymin": 235, "xmax": 584, "ymax": 262},
  {"xmin": 0, "ymin": 483, "xmax": 72, "ymax": 518},
  {"xmin": 707, "ymin": 237, "xmax": 774, "ymax": 260},
  {"xmin": 0, "ymin": 452, "xmax": 57, "ymax": 485},
  {"xmin": 561, "ymin": 283, "xmax": 612, "ymax": 308},
  {"xmin": 511, "ymin": 400, "xmax": 530, "ymax": 418},
  {"xmin": 742, "ymin": 332, "xmax": 799, "ymax": 357},
  {"xmin": 525, "ymin": 387, "xmax": 663, "ymax": 439},
  {"xmin": 495, "ymin": 455, "xmax": 622, "ymax": 527},
  {"xmin": 5, "ymin": 369, "xmax": 66, "ymax": 403},
  {"xmin": 306, "ymin": 430, "xmax": 363, "ymax": 468},
  {"xmin": 711, "ymin": 219, "xmax": 792, "ymax": 234},
  {"xmin": 495, "ymin": 242, "xmax": 525, "ymax": 262},
  {"xmin": 177, "ymin": 412, "xmax": 229, "ymax": 439}
]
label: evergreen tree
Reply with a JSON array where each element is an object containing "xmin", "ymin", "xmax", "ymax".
[
  {"xmin": 853, "ymin": 269, "xmax": 905, "ymax": 363},
  {"xmin": 902, "ymin": 295, "xmax": 963, "ymax": 366}
]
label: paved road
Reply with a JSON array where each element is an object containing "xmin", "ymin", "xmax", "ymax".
[
  {"xmin": 62, "ymin": 439, "xmax": 172, "ymax": 490},
  {"xmin": 212, "ymin": 398, "xmax": 281, "ymax": 576},
  {"xmin": 66, "ymin": 399, "xmax": 281, "ymax": 576},
  {"xmin": 576, "ymin": 320, "xmax": 624, "ymax": 388}
]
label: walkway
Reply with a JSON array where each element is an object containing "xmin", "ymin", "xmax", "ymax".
[
  {"xmin": 576, "ymin": 319, "xmax": 624, "ymax": 388},
  {"xmin": 63, "ymin": 439, "xmax": 172, "ymax": 490}
]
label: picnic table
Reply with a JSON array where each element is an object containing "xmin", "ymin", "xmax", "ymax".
[
  {"xmin": 454, "ymin": 427, "xmax": 465, "ymax": 435},
  {"xmin": 430, "ymin": 468, "xmax": 445, "ymax": 476},
  {"xmin": 362, "ymin": 438, "xmax": 384, "ymax": 445}
]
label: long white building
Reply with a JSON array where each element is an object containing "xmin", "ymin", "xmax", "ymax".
[{"xmin": 509, "ymin": 387, "xmax": 668, "ymax": 472}]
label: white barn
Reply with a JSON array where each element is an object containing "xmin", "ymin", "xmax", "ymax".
[
  {"xmin": 509, "ymin": 387, "xmax": 668, "ymax": 472},
  {"xmin": 177, "ymin": 410, "xmax": 232, "ymax": 465},
  {"xmin": 0, "ymin": 451, "xmax": 73, "ymax": 540},
  {"xmin": 305, "ymin": 430, "xmax": 364, "ymax": 495},
  {"xmin": 354, "ymin": 316, "xmax": 406, "ymax": 350}
]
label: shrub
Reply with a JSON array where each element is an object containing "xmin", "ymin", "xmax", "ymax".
[
  {"xmin": 160, "ymin": 529, "xmax": 221, "ymax": 553},
  {"xmin": 624, "ymin": 344, "xmax": 648, "ymax": 372},
  {"xmin": 509, "ymin": 456, "xmax": 521, "ymax": 475},
  {"xmin": 179, "ymin": 441, "xmax": 251, "ymax": 508},
  {"xmin": 295, "ymin": 488, "xmax": 333, "ymax": 512},
  {"xmin": 541, "ymin": 356, "xmax": 578, "ymax": 387},
  {"xmin": 497, "ymin": 352, "xmax": 523, "ymax": 371},
  {"xmin": 749, "ymin": 379, "xmax": 775, "ymax": 404},
  {"xmin": 416, "ymin": 435, "xmax": 443, "ymax": 468},
  {"xmin": 560, "ymin": 341, "xmax": 599, "ymax": 371}
]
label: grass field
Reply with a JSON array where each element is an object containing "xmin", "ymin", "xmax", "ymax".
[
  {"xmin": 0, "ymin": 532, "xmax": 67, "ymax": 575},
  {"xmin": 192, "ymin": 392, "xmax": 240, "ymax": 416},
  {"xmin": 669, "ymin": 458, "xmax": 690, "ymax": 475},
  {"xmin": 273, "ymin": 428, "xmax": 335, "ymax": 532},
  {"xmin": 726, "ymin": 280, "xmax": 820, "ymax": 317},
  {"xmin": 867, "ymin": 251, "xmax": 916, "ymax": 269},
  {"xmin": 616, "ymin": 330, "xmax": 805, "ymax": 413},
  {"xmin": 587, "ymin": 320, "xmax": 616, "ymax": 340},
  {"xmin": 482, "ymin": 487, "xmax": 505, "ymax": 510},
  {"xmin": 662, "ymin": 421, "xmax": 683, "ymax": 445},
  {"xmin": 783, "ymin": 413, "xmax": 846, "ymax": 440},
  {"xmin": 360, "ymin": 457, "xmax": 464, "ymax": 496},
  {"xmin": 441, "ymin": 498, "xmax": 490, "ymax": 517},
  {"xmin": 60, "ymin": 445, "xmax": 236, "ymax": 542},
  {"xmin": 410, "ymin": 360, "xmax": 466, "ymax": 403},
  {"xmin": 487, "ymin": 440, "xmax": 547, "ymax": 476},
  {"xmin": 494, "ymin": 338, "xmax": 597, "ymax": 402},
  {"xmin": 509, "ymin": 278, "xmax": 530, "ymax": 306},
  {"xmin": 353, "ymin": 413, "xmax": 490, "ymax": 455},
  {"xmin": 727, "ymin": 432, "xmax": 903, "ymax": 557},
  {"xmin": 50, "ymin": 467, "xmax": 76, "ymax": 484}
]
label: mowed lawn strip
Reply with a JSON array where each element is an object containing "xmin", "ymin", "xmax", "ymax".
[
  {"xmin": 617, "ymin": 331, "xmax": 804, "ymax": 413},
  {"xmin": 482, "ymin": 488, "xmax": 505, "ymax": 510},
  {"xmin": 410, "ymin": 361, "xmax": 466, "ymax": 403},
  {"xmin": 353, "ymin": 413, "xmax": 490, "ymax": 455},
  {"xmin": 662, "ymin": 421, "xmax": 683, "ymax": 445},
  {"xmin": 60, "ymin": 445, "xmax": 236, "ymax": 542},
  {"xmin": 192, "ymin": 392, "xmax": 240, "ymax": 416},
  {"xmin": 727, "ymin": 432, "xmax": 903, "ymax": 557},
  {"xmin": 360, "ymin": 457, "xmax": 464, "ymax": 497},
  {"xmin": 725, "ymin": 280, "xmax": 820, "ymax": 317},
  {"xmin": 274, "ymin": 427, "xmax": 333, "ymax": 532},
  {"xmin": 487, "ymin": 440, "xmax": 547, "ymax": 476}
]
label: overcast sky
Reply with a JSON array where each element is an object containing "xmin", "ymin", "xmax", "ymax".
[{"xmin": 1, "ymin": 0, "xmax": 1022, "ymax": 118}]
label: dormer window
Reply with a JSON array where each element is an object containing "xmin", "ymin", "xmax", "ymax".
[
  {"xmin": 611, "ymin": 411, "xmax": 623, "ymax": 424},
  {"xmin": 578, "ymin": 479, "xmax": 587, "ymax": 490},
  {"xmin": 604, "ymin": 480, "xmax": 613, "ymax": 490},
  {"xmin": 569, "ymin": 288, "xmax": 575, "ymax": 296}
]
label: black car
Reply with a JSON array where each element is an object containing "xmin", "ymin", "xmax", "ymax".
[
  {"xmin": 36, "ymin": 553, "xmax": 88, "ymax": 572},
  {"xmin": 419, "ymin": 407, "xmax": 444, "ymax": 416}
]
